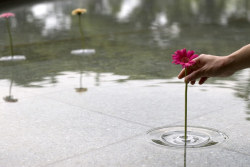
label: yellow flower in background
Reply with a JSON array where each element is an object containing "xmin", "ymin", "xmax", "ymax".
[{"xmin": 72, "ymin": 8, "xmax": 87, "ymax": 15}]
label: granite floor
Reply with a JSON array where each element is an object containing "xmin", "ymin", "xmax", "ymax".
[{"xmin": 0, "ymin": 72, "xmax": 249, "ymax": 167}]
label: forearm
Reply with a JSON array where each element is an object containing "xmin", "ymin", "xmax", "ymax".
[
  {"xmin": 178, "ymin": 44, "xmax": 250, "ymax": 84},
  {"xmin": 227, "ymin": 44, "xmax": 250, "ymax": 72}
]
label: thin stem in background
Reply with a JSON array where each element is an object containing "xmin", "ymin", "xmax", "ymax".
[
  {"xmin": 79, "ymin": 71, "xmax": 83, "ymax": 88},
  {"xmin": 185, "ymin": 68, "xmax": 188, "ymax": 141},
  {"xmin": 78, "ymin": 14, "xmax": 85, "ymax": 49},
  {"xmin": 6, "ymin": 18, "xmax": 14, "ymax": 57},
  {"xmin": 9, "ymin": 77, "xmax": 13, "ymax": 97}
]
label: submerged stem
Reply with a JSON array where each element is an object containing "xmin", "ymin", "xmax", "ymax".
[
  {"xmin": 6, "ymin": 18, "xmax": 14, "ymax": 57},
  {"xmin": 78, "ymin": 14, "xmax": 85, "ymax": 49},
  {"xmin": 185, "ymin": 68, "xmax": 188, "ymax": 141}
]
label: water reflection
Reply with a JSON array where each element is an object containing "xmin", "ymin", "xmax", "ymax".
[
  {"xmin": 214, "ymin": 69, "xmax": 250, "ymax": 121},
  {"xmin": 1, "ymin": 0, "xmax": 250, "ymax": 45},
  {"xmin": 3, "ymin": 68, "xmax": 18, "ymax": 103},
  {"xmin": 116, "ymin": 0, "xmax": 141, "ymax": 22},
  {"xmin": 184, "ymin": 142, "xmax": 187, "ymax": 167},
  {"xmin": 72, "ymin": 51, "xmax": 89, "ymax": 93},
  {"xmin": 75, "ymin": 71, "xmax": 88, "ymax": 93},
  {"xmin": 30, "ymin": 2, "xmax": 71, "ymax": 36},
  {"xmin": 94, "ymin": 0, "xmax": 112, "ymax": 15},
  {"xmin": 233, "ymin": 69, "xmax": 250, "ymax": 121}
]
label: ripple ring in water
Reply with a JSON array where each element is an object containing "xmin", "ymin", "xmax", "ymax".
[{"xmin": 147, "ymin": 126, "xmax": 228, "ymax": 148}]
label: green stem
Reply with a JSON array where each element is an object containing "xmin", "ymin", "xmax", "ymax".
[
  {"xmin": 6, "ymin": 18, "xmax": 14, "ymax": 57},
  {"xmin": 185, "ymin": 68, "xmax": 188, "ymax": 141},
  {"xmin": 78, "ymin": 14, "xmax": 85, "ymax": 49},
  {"xmin": 184, "ymin": 142, "xmax": 187, "ymax": 167}
]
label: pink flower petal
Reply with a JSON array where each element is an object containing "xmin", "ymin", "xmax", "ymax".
[
  {"xmin": 182, "ymin": 48, "xmax": 187, "ymax": 56},
  {"xmin": 190, "ymin": 54, "xmax": 199, "ymax": 60},
  {"xmin": 171, "ymin": 48, "xmax": 198, "ymax": 68},
  {"xmin": 187, "ymin": 50, "xmax": 194, "ymax": 58},
  {"xmin": 0, "ymin": 12, "xmax": 15, "ymax": 18}
]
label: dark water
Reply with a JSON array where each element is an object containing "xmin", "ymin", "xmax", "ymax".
[
  {"xmin": 0, "ymin": 0, "xmax": 250, "ymax": 80},
  {"xmin": 1, "ymin": 0, "xmax": 249, "ymax": 104}
]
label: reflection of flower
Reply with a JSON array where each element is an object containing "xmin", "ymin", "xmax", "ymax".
[
  {"xmin": 72, "ymin": 8, "xmax": 87, "ymax": 15},
  {"xmin": 172, "ymin": 48, "xmax": 198, "ymax": 68},
  {"xmin": 75, "ymin": 71, "xmax": 88, "ymax": 93},
  {"xmin": 3, "ymin": 96, "xmax": 18, "ymax": 103},
  {"xmin": 0, "ymin": 12, "xmax": 15, "ymax": 18},
  {"xmin": 75, "ymin": 88, "xmax": 88, "ymax": 93},
  {"xmin": 3, "ymin": 76, "xmax": 18, "ymax": 102}
]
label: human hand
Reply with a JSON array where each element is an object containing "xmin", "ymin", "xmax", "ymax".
[{"xmin": 177, "ymin": 54, "xmax": 234, "ymax": 85}]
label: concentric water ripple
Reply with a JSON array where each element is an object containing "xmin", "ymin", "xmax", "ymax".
[{"xmin": 147, "ymin": 126, "xmax": 228, "ymax": 148}]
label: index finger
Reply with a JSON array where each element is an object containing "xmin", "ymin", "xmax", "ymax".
[
  {"xmin": 178, "ymin": 68, "xmax": 186, "ymax": 79},
  {"xmin": 177, "ymin": 66, "xmax": 194, "ymax": 79}
]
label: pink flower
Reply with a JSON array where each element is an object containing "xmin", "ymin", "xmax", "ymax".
[
  {"xmin": 172, "ymin": 48, "xmax": 198, "ymax": 68},
  {"xmin": 0, "ymin": 12, "xmax": 15, "ymax": 18}
]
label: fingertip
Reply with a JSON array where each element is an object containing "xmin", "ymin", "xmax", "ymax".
[
  {"xmin": 178, "ymin": 75, "xmax": 183, "ymax": 79},
  {"xmin": 199, "ymin": 77, "xmax": 208, "ymax": 85},
  {"xmin": 199, "ymin": 80, "xmax": 205, "ymax": 85}
]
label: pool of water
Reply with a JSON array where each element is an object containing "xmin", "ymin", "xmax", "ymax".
[{"xmin": 0, "ymin": 0, "xmax": 249, "ymax": 166}]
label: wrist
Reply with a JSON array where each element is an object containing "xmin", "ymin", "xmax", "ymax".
[{"xmin": 221, "ymin": 55, "xmax": 236, "ymax": 76}]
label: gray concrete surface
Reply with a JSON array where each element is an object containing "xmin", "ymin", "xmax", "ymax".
[{"xmin": 0, "ymin": 72, "xmax": 249, "ymax": 167}]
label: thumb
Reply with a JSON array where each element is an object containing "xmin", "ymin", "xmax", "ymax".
[
  {"xmin": 178, "ymin": 57, "xmax": 201, "ymax": 79},
  {"xmin": 191, "ymin": 56, "xmax": 202, "ymax": 69}
]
